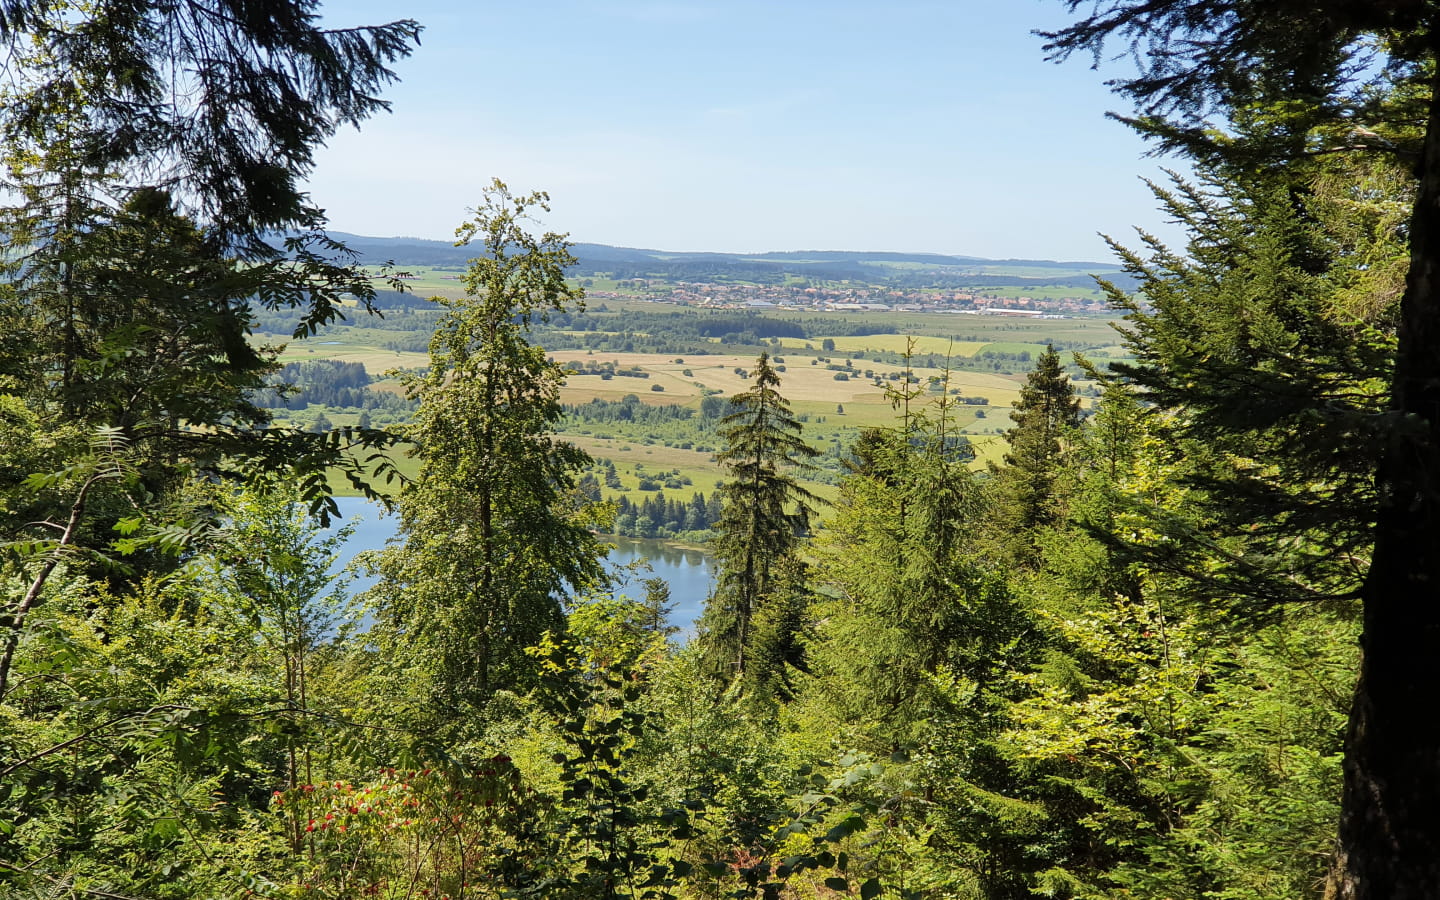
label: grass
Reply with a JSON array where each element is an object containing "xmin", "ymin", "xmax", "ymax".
[
  {"xmin": 547, "ymin": 350, "xmax": 1022, "ymax": 408},
  {"xmin": 286, "ymin": 303, "xmax": 1116, "ymax": 507},
  {"xmin": 371, "ymin": 266, "xmax": 470, "ymax": 299},
  {"xmin": 313, "ymin": 336, "xmax": 1028, "ymax": 502},
  {"xmin": 760, "ymin": 308, "xmax": 1120, "ymax": 344},
  {"xmin": 971, "ymin": 284, "xmax": 1110, "ymax": 301},
  {"xmin": 571, "ymin": 436, "xmax": 726, "ymax": 494},
  {"xmin": 776, "ymin": 335, "xmax": 990, "ymax": 357},
  {"xmin": 975, "ymin": 341, "xmax": 1054, "ymax": 358},
  {"xmin": 277, "ymin": 340, "xmax": 428, "ymax": 373}
]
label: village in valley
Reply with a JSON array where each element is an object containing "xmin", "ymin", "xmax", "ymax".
[{"xmin": 584, "ymin": 278, "xmax": 1107, "ymax": 316}]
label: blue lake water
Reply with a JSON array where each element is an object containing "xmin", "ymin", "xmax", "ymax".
[
  {"xmin": 329, "ymin": 497, "xmax": 713, "ymax": 639},
  {"xmin": 605, "ymin": 537, "xmax": 714, "ymax": 640}
]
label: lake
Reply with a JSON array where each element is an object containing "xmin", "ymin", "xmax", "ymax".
[
  {"xmin": 330, "ymin": 497, "xmax": 713, "ymax": 639},
  {"xmin": 605, "ymin": 536, "xmax": 715, "ymax": 639}
]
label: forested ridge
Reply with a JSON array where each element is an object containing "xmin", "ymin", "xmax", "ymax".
[
  {"xmin": 2, "ymin": 1, "xmax": 1439, "ymax": 898},
  {"xmin": 321, "ymin": 233, "xmax": 1134, "ymax": 292}
]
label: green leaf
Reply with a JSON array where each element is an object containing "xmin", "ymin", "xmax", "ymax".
[{"xmin": 824, "ymin": 814, "xmax": 865, "ymax": 843}]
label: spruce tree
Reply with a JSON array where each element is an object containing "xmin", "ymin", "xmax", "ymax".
[
  {"xmin": 371, "ymin": 182, "xmax": 604, "ymax": 718},
  {"xmin": 0, "ymin": 3, "xmax": 411, "ymax": 528},
  {"xmin": 997, "ymin": 344, "xmax": 1081, "ymax": 553},
  {"xmin": 698, "ymin": 351, "xmax": 819, "ymax": 686},
  {"xmin": 0, "ymin": 0, "xmax": 420, "ymax": 250},
  {"xmin": 1044, "ymin": 7, "xmax": 1440, "ymax": 890}
]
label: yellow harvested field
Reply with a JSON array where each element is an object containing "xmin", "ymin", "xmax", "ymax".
[
  {"xmin": 568, "ymin": 437, "xmax": 728, "ymax": 497},
  {"xmin": 967, "ymin": 434, "xmax": 1007, "ymax": 468},
  {"xmin": 548, "ymin": 350, "xmax": 1022, "ymax": 408},
  {"xmin": 278, "ymin": 344, "xmax": 1024, "ymax": 423},
  {"xmin": 569, "ymin": 436, "xmax": 842, "ymax": 508},
  {"xmin": 776, "ymin": 335, "xmax": 991, "ymax": 357},
  {"xmin": 570, "ymin": 436, "xmax": 718, "ymax": 470},
  {"xmin": 368, "ymin": 380, "xmax": 409, "ymax": 397}
]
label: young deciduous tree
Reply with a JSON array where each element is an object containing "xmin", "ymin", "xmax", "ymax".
[{"xmin": 207, "ymin": 485, "xmax": 358, "ymax": 798}]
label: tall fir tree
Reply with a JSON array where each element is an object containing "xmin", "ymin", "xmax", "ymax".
[
  {"xmin": 1043, "ymin": 6, "xmax": 1440, "ymax": 891},
  {"xmin": 996, "ymin": 344, "xmax": 1081, "ymax": 561},
  {"xmin": 370, "ymin": 182, "xmax": 604, "ymax": 722},
  {"xmin": 698, "ymin": 352, "xmax": 820, "ymax": 687}
]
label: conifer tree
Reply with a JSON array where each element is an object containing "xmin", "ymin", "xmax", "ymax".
[
  {"xmin": 0, "ymin": 2, "xmax": 411, "ymax": 531},
  {"xmin": 997, "ymin": 344, "xmax": 1081, "ymax": 555},
  {"xmin": 804, "ymin": 384, "xmax": 1021, "ymax": 745},
  {"xmin": 983, "ymin": 383, "xmax": 1357, "ymax": 899},
  {"xmin": 371, "ymin": 182, "xmax": 604, "ymax": 718},
  {"xmin": 698, "ymin": 352, "xmax": 819, "ymax": 685},
  {"xmin": 0, "ymin": 0, "xmax": 420, "ymax": 250},
  {"xmin": 1043, "ymin": 7, "xmax": 1440, "ymax": 890}
]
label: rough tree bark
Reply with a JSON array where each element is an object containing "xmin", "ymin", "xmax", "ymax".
[{"xmin": 1333, "ymin": 41, "xmax": 1440, "ymax": 900}]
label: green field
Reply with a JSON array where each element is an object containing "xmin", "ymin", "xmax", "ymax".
[
  {"xmin": 970, "ymin": 283, "xmax": 1110, "ymax": 301},
  {"xmin": 369, "ymin": 266, "xmax": 470, "ymax": 299},
  {"xmin": 776, "ymin": 334, "xmax": 991, "ymax": 356},
  {"xmin": 761, "ymin": 307, "xmax": 1119, "ymax": 345},
  {"xmin": 276, "ymin": 339, "xmax": 428, "ymax": 371},
  {"xmin": 973, "ymin": 341, "xmax": 1054, "ymax": 357},
  {"xmin": 286, "ymin": 303, "xmax": 1116, "ymax": 508}
]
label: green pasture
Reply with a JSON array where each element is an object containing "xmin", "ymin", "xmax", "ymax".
[
  {"xmin": 975, "ymin": 341, "xmax": 1054, "ymax": 357},
  {"xmin": 1082, "ymin": 344, "xmax": 1132, "ymax": 359},
  {"xmin": 776, "ymin": 334, "xmax": 990, "ymax": 357},
  {"xmin": 547, "ymin": 349, "xmax": 1023, "ymax": 408},
  {"xmin": 277, "ymin": 339, "xmax": 429, "ymax": 373},
  {"xmin": 292, "ymin": 303, "xmax": 1057, "ymax": 503},
  {"xmin": 963, "ymin": 264, "xmax": 1114, "ymax": 279},
  {"xmin": 971, "ymin": 284, "xmax": 1110, "ymax": 301},
  {"xmin": 763, "ymin": 308, "xmax": 1119, "ymax": 345},
  {"xmin": 364, "ymin": 266, "xmax": 470, "ymax": 299}
]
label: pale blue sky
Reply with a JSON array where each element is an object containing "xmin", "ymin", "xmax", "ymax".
[{"xmin": 308, "ymin": 1, "xmax": 1184, "ymax": 261}]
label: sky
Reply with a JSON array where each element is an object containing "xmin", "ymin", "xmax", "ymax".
[{"xmin": 307, "ymin": 1, "xmax": 1187, "ymax": 262}]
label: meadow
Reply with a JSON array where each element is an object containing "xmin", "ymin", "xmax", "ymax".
[{"xmin": 282, "ymin": 298, "xmax": 1122, "ymax": 508}]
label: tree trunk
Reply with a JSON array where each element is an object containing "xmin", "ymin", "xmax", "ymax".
[{"xmin": 1333, "ymin": 49, "xmax": 1440, "ymax": 900}]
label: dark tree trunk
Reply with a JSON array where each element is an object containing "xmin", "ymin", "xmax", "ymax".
[{"xmin": 1333, "ymin": 48, "xmax": 1440, "ymax": 900}]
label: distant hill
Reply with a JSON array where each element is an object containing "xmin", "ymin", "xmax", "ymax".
[{"xmin": 326, "ymin": 232, "xmax": 1133, "ymax": 291}]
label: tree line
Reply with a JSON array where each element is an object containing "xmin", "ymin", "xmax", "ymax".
[
  {"xmin": 254, "ymin": 359, "xmax": 417, "ymax": 412},
  {"xmin": 563, "ymin": 396, "xmax": 698, "ymax": 425},
  {"xmin": 610, "ymin": 490, "xmax": 724, "ymax": 540}
]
